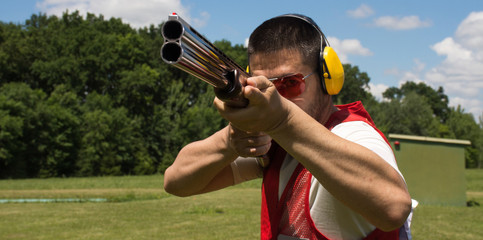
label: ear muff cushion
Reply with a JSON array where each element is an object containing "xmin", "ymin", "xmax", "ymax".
[{"xmin": 322, "ymin": 46, "xmax": 344, "ymax": 95}]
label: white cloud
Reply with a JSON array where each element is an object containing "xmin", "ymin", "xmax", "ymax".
[
  {"xmin": 347, "ymin": 4, "xmax": 374, "ymax": 19},
  {"xmin": 431, "ymin": 37, "xmax": 472, "ymax": 61},
  {"xmin": 367, "ymin": 83, "xmax": 389, "ymax": 101},
  {"xmin": 191, "ymin": 11, "xmax": 210, "ymax": 28},
  {"xmin": 450, "ymin": 97, "xmax": 482, "ymax": 118},
  {"xmin": 442, "ymin": 81, "xmax": 480, "ymax": 97},
  {"xmin": 426, "ymin": 12, "xmax": 483, "ymax": 96},
  {"xmin": 389, "ymin": 11, "xmax": 483, "ymax": 119},
  {"xmin": 412, "ymin": 58, "xmax": 426, "ymax": 72},
  {"xmin": 36, "ymin": 0, "xmax": 207, "ymax": 29},
  {"xmin": 327, "ymin": 37, "xmax": 373, "ymax": 63},
  {"xmin": 455, "ymin": 11, "xmax": 483, "ymax": 51},
  {"xmin": 428, "ymin": 37, "xmax": 483, "ymax": 88},
  {"xmin": 384, "ymin": 59, "xmax": 425, "ymax": 88},
  {"xmin": 373, "ymin": 15, "xmax": 432, "ymax": 30}
]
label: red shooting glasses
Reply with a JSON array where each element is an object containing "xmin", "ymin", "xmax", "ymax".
[{"xmin": 268, "ymin": 72, "xmax": 314, "ymax": 98}]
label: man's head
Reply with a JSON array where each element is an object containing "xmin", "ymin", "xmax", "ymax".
[
  {"xmin": 248, "ymin": 15, "xmax": 323, "ymax": 75},
  {"xmin": 247, "ymin": 14, "xmax": 336, "ymax": 122}
]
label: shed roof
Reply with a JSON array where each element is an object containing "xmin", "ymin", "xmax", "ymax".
[{"xmin": 388, "ymin": 134, "xmax": 471, "ymax": 146}]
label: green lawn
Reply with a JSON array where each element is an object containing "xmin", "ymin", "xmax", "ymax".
[
  {"xmin": 0, "ymin": 175, "xmax": 261, "ymax": 240},
  {"xmin": 0, "ymin": 170, "xmax": 482, "ymax": 239}
]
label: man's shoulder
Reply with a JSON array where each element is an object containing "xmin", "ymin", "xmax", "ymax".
[{"xmin": 331, "ymin": 121, "xmax": 378, "ymax": 138}]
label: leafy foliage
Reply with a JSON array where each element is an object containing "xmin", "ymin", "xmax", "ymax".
[
  {"xmin": 383, "ymin": 82, "xmax": 450, "ymax": 122},
  {"xmin": 0, "ymin": 11, "xmax": 481, "ymax": 178},
  {"xmin": 0, "ymin": 12, "xmax": 224, "ymax": 178},
  {"xmin": 333, "ymin": 64, "xmax": 372, "ymax": 104}
]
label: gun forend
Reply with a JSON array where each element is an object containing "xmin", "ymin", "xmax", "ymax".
[{"xmin": 161, "ymin": 13, "xmax": 248, "ymax": 107}]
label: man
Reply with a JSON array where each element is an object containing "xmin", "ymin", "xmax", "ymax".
[{"xmin": 164, "ymin": 14, "xmax": 412, "ymax": 240}]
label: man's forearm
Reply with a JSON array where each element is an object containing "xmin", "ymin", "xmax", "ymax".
[{"xmin": 164, "ymin": 126, "xmax": 238, "ymax": 196}]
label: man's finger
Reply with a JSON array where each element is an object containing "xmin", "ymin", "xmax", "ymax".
[
  {"xmin": 247, "ymin": 76, "xmax": 272, "ymax": 90},
  {"xmin": 213, "ymin": 97, "xmax": 224, "ymax": 110},
  {"xmin": 244, "ymin": 76, "xmax": 275, "ymax": 103}
]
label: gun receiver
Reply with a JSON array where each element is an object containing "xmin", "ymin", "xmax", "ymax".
[{"xmin": 161, "ymin": 13, "xmax": 248, "ymax": 107}]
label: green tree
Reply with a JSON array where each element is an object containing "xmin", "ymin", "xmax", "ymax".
[
  {"xmin": 214, "ymin": 39, "xmax": 248, "ymax": 69},
  {"xmin": 77, "ymin": 93, "xmax": 152, "ymax": 176},
  {"xmin": 383, "ymin": 82, "xmax": 449, "ymax": 122},
  {"xmin": 0, "ymin": 22, "xmax": 33, "ymax": 84},
  {"xmin": 142, "ymin": 80, "xmax": 183, "ymax": 172},
  {"xmin": 479, "ymin": 115, "xmax": 483, "ymax": 168},
  {"xmin": 0, "ymin": 84, "xmax": 27, "ymax": 177},
  {"xmin": 0, "ymin": 83, "xmax": 81, "ymax": 178},
  {"xmin": 446, "ymin": 106, "xmax": 481, "ymax": 168},
  {"xmin": 375, "ymin": 92, "xmax": 439, "ymax": 137},
  {"xmin": 0, "ymin": 83, "xmax": 50, "ymax": 178},
  {"xmin": 332, "ymin": 64, "xmax": 373, "ymax": 105}
]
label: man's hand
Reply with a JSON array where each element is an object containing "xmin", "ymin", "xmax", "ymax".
[
  {"xmin": 214, "ymin": 76, "xmax": 291, "ymax": 133},
  {"xmin": 227, "ymin": 123, "xmax": 272, "ymax": 157}
]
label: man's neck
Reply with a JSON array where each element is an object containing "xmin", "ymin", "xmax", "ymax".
[{"xmin": 318, "ymin": 99, "xmax": 339, "ymax": 125}]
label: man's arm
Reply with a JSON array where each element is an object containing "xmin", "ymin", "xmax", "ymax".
[
  {"xmin": 214, "ymin": 77, "xmax": 412, "ymax": 231},
  {"xmin": 164, "ymin": 126, "xmax": 236, "ymax": 197},
  {"xmin": 164, "ymin": 125, "xmax": 269, "ymax": 197},
  {"xmin": 269, "ymin": 104, "xmax": 411, "ymax": 231}
]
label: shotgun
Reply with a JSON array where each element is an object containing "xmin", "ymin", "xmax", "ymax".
[
  {"xmin": 160, "ymin": 13, "xmax": 248, "ymax": 107},
  {"xmin": 160, "ymin": 13, "xmax": 269, "ymax": 167}
]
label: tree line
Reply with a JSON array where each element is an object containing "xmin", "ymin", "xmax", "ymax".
[{"xmin": 0, "ymin": 12, "xmax": 481, "ymax": 178}]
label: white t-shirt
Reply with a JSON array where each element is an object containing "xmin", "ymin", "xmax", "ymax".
[{"xmin": 278, "ymin": 121, "xmax": 405, "ymax": 240}]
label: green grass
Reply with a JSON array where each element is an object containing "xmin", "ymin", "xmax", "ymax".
[
  {"xmin": 411, "ymin": 204, "xmax": 483, "ymax": 239},
  {"xmin": 0, "ymin": 175, "xmax": 261, "ymax": 240},
  {"xmin": 410, "ymin": 169, "xmax": 483, "ymax": 239},
  {"xmin": 0, "ymin": 170, "xmax": 482, "ymax": 239},
  {"xmin": 0, "ymin": 175, "xmax": 164, "ymax": 190},
  {"xmin": 466, "ymin": 169, "xmax": 483, "ymax": 192}
]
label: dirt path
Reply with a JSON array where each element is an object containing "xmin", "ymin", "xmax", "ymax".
[{"xmin": 467, "ymin": 191, "xmax": 483, "ymax": 197}]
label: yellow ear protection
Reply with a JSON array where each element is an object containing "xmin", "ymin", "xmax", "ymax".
[{"xmin": 273, "ymin": 14, "xmax": 344, "ymax": 95}]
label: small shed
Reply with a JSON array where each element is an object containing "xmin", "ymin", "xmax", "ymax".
[{"xmin": 389, "ymin": 134, "xmax": 471, "ymax": 206}]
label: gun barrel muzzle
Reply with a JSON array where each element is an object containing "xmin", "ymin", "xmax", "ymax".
[
  {"xmin": 162, "ymin": 20, "xmax": 184, "ymax": 41},
  {"xmin": 161, "ymin": 14, "xmax": 249, "ymax": 90}
]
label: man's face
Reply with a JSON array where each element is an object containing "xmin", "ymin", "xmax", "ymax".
[{"xmin": 249, "ymin": 49, "xmax": 326, "ymax": 121}]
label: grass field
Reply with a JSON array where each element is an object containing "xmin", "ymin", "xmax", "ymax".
[{"xmin": 0, "ymin": 170, "xmax": 482, "ymax": 239}]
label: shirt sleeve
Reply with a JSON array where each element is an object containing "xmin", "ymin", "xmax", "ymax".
[
  {"xmin": 230, "ymin": 157, "xmax": 264, "ymax": 185},
  {"xmin": 330, "ymin": 121, "xmax": 404, "ymax": 179}
]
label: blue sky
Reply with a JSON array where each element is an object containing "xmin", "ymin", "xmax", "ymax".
[{"xmin": 2, "ymin": 0, "xmax": 483, "ymax": 120}]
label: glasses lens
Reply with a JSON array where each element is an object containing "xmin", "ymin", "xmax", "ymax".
[{"xmin": 273, "ymin": 74, "xmax": 306, "ymax": 98}]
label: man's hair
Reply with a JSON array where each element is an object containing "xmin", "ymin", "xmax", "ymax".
[{"xmin": 247, "ymin": 15, "xmax": 323, "ymax": 71}]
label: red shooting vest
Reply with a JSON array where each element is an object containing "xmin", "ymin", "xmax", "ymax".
[{"xmin": 260, "ymin": 101, "xmax": 400, "ymax": 240}]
